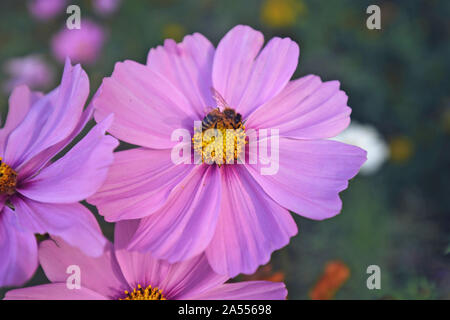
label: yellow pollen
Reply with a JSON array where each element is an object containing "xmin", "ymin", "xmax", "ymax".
[
  {"xmin": 0, "ymin": 157, "xmax": 17, "ymax": 195},
  {"xmin": 120, "ymin": 284, "xmax": 166, "ymax": 300},
  {"xmin": 193, "ymin": 110, "xmax": 246, "ymax": 165}
]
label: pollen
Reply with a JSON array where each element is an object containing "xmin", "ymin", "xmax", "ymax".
[
  {"xmin": 0, "ymin": 157, "xmax": 17, "ymax": 195},
  {"xmin": 120, "ymin": 284, "xmax": 166, "ymax": 300},
  {"xmin": 193, "ymin": 108, "xmax": 246, "ymax": 165}
]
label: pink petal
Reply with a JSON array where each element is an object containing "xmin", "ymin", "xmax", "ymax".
[
  {"xmin": 17, "ymin": 115, "xmax": 118, "ymax": 203},
  {"xmin": 4, "ymin": 283, "xmax": 107, "ymax": 300},
  {"xmin": 191, "ymin": 281, "xmax": 287, "ymax": 300},
  {"xmin": 0, "ymin": 85, "xmax": 42, "ymax": 154},
  {"xmin": 212, "ymin": 25, "xmax": 299, "ymax": 118},
  {"xmin": 0, "ymin": 207, "xmax": 38, "ymax": 287},
  {"xmin": 235, "ymin": 36, "xmax": 299, "ymax": 117},
  {"xmin": 246, "ymin": 75, "xmax": 351, "ymax": 139},
  {"xmin": 128, "ymin": 165, "xmax": 221, "ymax": 263},
  {"xmin": 87, "ymin": 148, "xmax": 194, "ymax": 222},
  {"xmin": 12, "ymin": 197, "xmax": 106, "ymax": 257},
  {"xmin": 93, "ymin": 59, "xmax": 196, "ymax": 149},
  {"xmin": 38, "ymin": 238, "xmax": 127, "ymax": 299},
  {"xmin": 206, "ymin": 166, "xmax": 297, "ymax": 277},
  {"xmin": 246, "ymin": 137, "xmax": 367, "ymax": 220},
  {"xmin": 161, "ymin": 254, "xmax": 228, "ymax": 300},
  {"xmin": 17, "ymin": 102, "xmax": 94, "ymax": 181},
  {"xmin": 4, "ymin": 59, "xmax": 89, "ymax": 169},
  {"xmin": 114, "ymin": 219, "xmax": 171, "ymax": 291},
  {"xmin": 115, "ymin": 221, "xmax": 228, "ymax": 300},
  {"xmin": 212, "ymin": 25, "xmax": 263, "ymax": 112},
  {"xmin": 147, "ymin": 33, "xmax": 215, "ymax": 117}
]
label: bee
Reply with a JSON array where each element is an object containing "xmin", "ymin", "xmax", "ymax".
[
  {"xmin": 201, "ymin": 108, "xmax": 222, "ymax": 131},
  {"xmin": 222, "ymin": 108, "xmax": 243, "ymax": 129},
  {"xmin": 201, "ymin": 88, "xmax": 244, "ymax": 131}
]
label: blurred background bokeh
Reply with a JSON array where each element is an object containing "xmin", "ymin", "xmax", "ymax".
[{"xmin": 0, "ymin": 0, "xmax": 448, "ymax": 299}]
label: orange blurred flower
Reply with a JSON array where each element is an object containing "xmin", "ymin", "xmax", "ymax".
[{"xmin": 309, "ymin": 260, "xmax": 350, "ymax": 300}]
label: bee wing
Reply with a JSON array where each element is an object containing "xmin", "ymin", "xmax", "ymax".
[{"xmin": 211, "ymin": 87, "xmax": 230, "ymax": 110}]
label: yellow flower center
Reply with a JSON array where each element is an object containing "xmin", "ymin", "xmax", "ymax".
[
  {"xmin": 0, "ymin": 157, "xmax": 17, "ymax": 195},
  {"xmin": 120, "ymin": 284, "xmax": 166, "ymax": 300},
  {"xmin": 193, "ymin": 108, "xmax": 246, "ymax": 165}
]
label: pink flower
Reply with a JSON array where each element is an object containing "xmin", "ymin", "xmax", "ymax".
[
  {"xmin": 0, "ymin": 59, "xmax": 118, "ymax": 287},
  {"xmin": 2, "ymin": 55, "xmax": 54, "ymax": 93},
  {"xmin": 4, "ymin": 225, "xmax": 287, "ymax": 300},
  {"xmin": 51, "ymin": 20, "xmax": 105, "ymax": 65},
  {"xmin": 89, "ymin": 25, "xmax": 367, "ymax": 277},
  {"xmin": 28, "ymin": 0, "xmax": 67, "ymax": 21},
  {"xmin": 92, "ymin": 0, "xmax": 121, "ymax": 15}
]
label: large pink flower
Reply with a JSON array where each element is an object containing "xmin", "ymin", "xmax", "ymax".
[
  {"xmin": 88, "ymin": 25, "xmax": 367, "ymax": 277},
  {"xmin": 4, "ymin": 223, "xmax": 287, "ymax": 300},
  {"xmin": 0, "ymin": 59, "xmax": 118, "ymax": 287}
]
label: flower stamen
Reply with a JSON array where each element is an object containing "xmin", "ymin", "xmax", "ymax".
[
  {"xmin": 120, "ymin": 284, "xmax": 166, "ymax": 300},
  {"xmin": 193, "ymin": 108, "xmax": 246, "ymax": 165},
  {"xmin": 0, "ymin": 157, "xmax": 17, "ymax": 195}
]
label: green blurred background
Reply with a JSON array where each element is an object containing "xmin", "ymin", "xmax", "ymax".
[{"xmin": 0, "ymin": 0, "xmax": 448, "ymax": 299}]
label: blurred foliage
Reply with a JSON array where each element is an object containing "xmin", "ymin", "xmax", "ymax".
[{"xmin": 0, "ymin": 0, "xmax": 449, "ymax": 299}]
